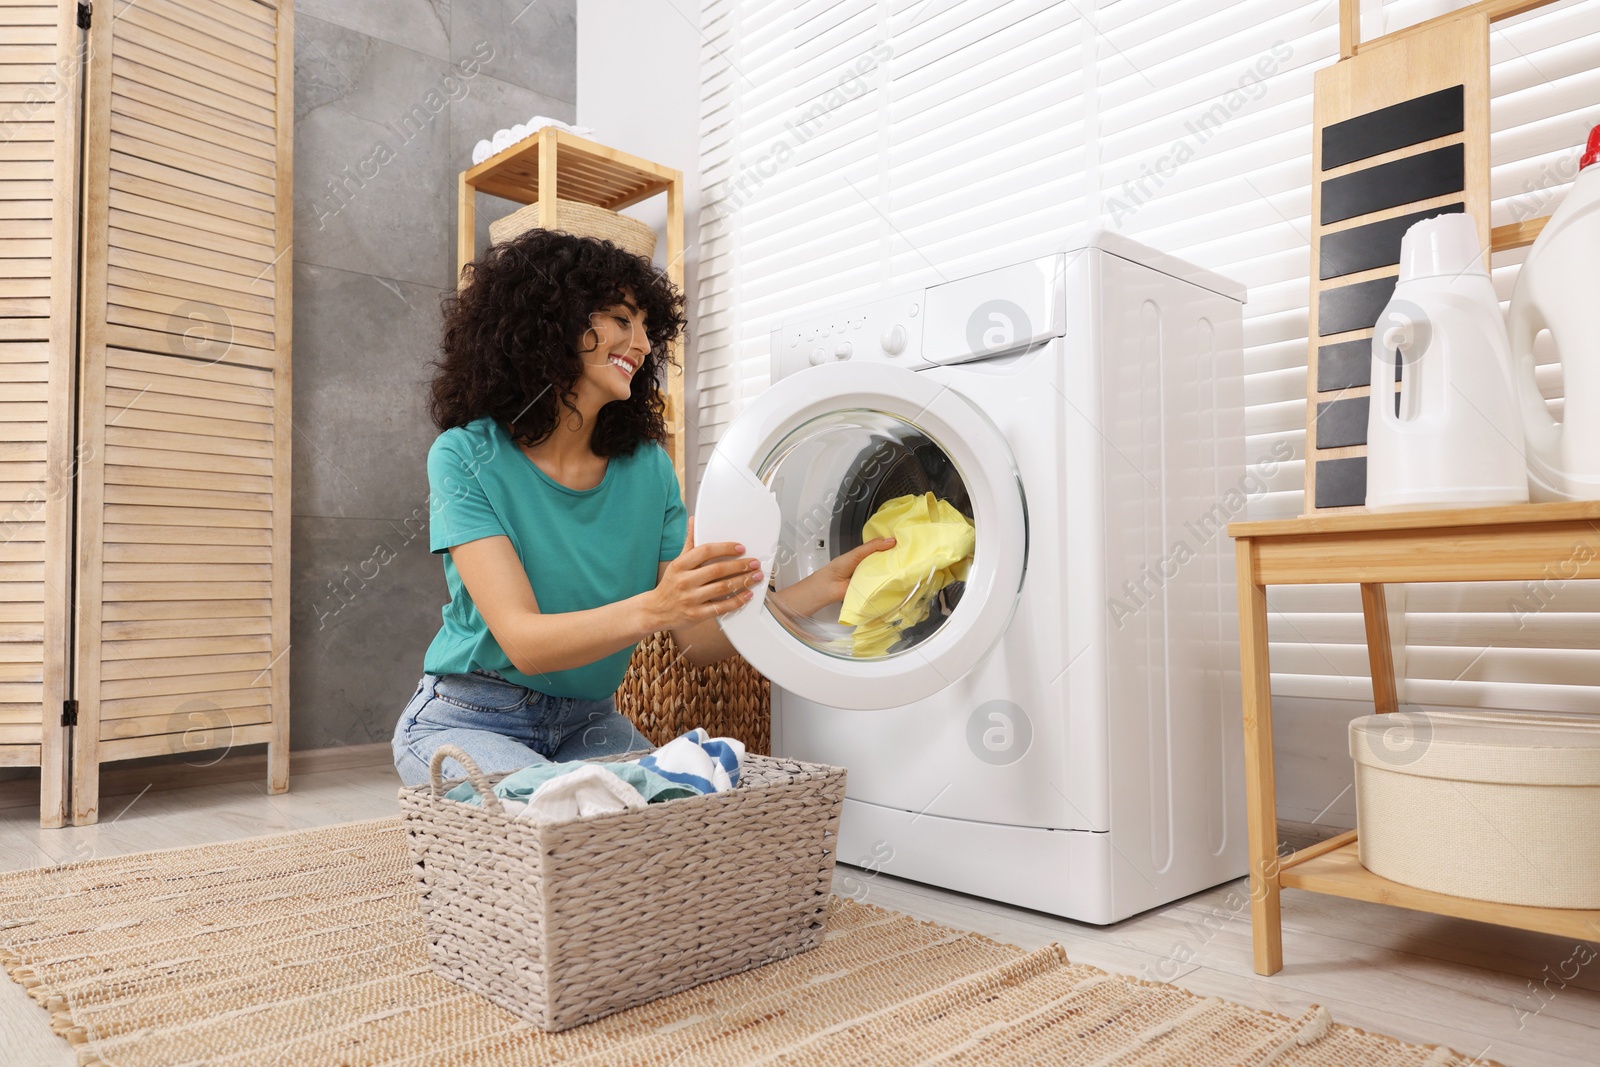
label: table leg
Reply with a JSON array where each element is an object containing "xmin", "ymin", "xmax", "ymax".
[
  {"xmin": 1360, "ymin": 583, "xmax": 1399, "ymax": 715},
  {"xmin": 1236, "ymin": 538, "xmax": 1282, "ymax": 975},
  {"xmin": 267, "ymin": 738, "xmax": 289, "ymax": 795}
]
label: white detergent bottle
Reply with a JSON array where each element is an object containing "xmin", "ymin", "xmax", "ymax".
[
  {"xmin": 1365, "ymin": 213, "xmax": 1528, "ymax": 511},
  {"xmin": 1509, "ymin": 125, "xmax": 1600, "ymax": 501}
]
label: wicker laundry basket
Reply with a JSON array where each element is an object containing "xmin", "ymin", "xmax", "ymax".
[
  {"xmin": 398, "ymin": 743, "xmax": 845, "ymax": 1032},
  {"xmin": 489, "ymin": 196, "xmax": 658, "ymax": 260},
  {"xmin": 617, "ymin": 630, "xmax": 771, "ymax": 754}
]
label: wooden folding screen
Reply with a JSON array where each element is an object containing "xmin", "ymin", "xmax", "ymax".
[
  {"xmin": 0, "ymin": 0, "xmax": 80, "ymax": 827},
  {"xmin": 1, "ymin": 0, "xmax": 292, "ymax": 825}
]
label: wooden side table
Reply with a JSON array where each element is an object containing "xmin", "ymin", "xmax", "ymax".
[{"xmin": 1228, "ymin": 501, "xmax": 1600, "ymax": 976}]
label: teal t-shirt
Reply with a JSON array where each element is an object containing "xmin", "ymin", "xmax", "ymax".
[{"xmin": 422, "ymin": 416, "xmax": 687, "ymax": 700}]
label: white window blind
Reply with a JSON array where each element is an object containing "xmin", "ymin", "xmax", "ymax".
[
  {"xmin": 695, "ymin": 0, "xmax": 1088, "ymax": 490},
  {"xmin": 881, "ymin": 0, "xmax": 1087, "ymax": 281},
  {"xmin": 695, "ymin": 0, "xmax": 1600, "ymax": 715}
]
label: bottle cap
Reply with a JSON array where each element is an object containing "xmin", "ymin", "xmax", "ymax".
[
  {"xmin": 1582, "ymin": 124, "xmax": 1600, "ymax": 170},
  {"xmin": 1398, "ymin": 212, "xmax": 1485, "ymax": 281}
]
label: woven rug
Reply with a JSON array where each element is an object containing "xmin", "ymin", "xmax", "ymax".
[{"xmin": 0, "ymin": 818, "xmax": 1499, "ymax": 1066}]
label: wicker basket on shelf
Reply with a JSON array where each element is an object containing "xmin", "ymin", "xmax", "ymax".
[
  {"xmin": 489, "ymin": 196, "xmax": 658, "ymax": 260},
  {"xmin": 615, "ymin": 631, "xmax": 771, "ymax": 754}
]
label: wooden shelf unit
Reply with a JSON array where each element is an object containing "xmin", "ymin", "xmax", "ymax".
[
  {"xmin": 455, "ymin": 129, "xmax": 687, "ymax": 491},
  {"xmin": 1229, "ymin": 501, "xmax": 1600, "ymax": 976}
]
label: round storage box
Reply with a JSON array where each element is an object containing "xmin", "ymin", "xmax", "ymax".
[{"xmin": 1350, "ymin": 709, "xmax": 1600, "ymax": 908}]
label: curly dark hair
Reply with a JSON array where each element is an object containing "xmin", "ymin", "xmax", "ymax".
[{"xmin": 428, "ymin": 228, "xmax": 685, "ymax": 456}]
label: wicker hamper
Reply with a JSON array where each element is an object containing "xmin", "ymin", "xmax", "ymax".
[
  {"xmin": 398, "ymin": 743, "xmax": 846, "ymax": 1031},
  {"xmin": 618, "ymin": 631, "xmax": 771, "ymax": 754},
  {"xmin": 488, "ymin": 196, "xmax": 658, "ymax": 260},
  {"xmin": 1351, "ymin": 710, "xmax": 1600, "ymax": 908}
]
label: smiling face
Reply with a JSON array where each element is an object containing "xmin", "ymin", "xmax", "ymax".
[{"xmin": 575, "ymin": 297, "xmax": 651, "ymax": 406}]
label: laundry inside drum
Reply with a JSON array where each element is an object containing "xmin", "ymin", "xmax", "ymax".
[{"xmin": 755, "ymin": 409, "xmax": 976, "ymax": 660}]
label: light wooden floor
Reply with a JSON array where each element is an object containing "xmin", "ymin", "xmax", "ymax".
[{"xmin": 2, "ymin": 758, "xmax": 1597, "ymax": 1067}]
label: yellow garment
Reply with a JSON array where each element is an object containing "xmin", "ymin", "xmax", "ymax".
[{"xmin": 838, "ymin": 492, "xmax": 974, "ymax": 657}]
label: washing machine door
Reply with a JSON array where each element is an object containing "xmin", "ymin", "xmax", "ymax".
[{"xmin": 695, "ymin": 361, "xmax": 1026, "ymax": 711}]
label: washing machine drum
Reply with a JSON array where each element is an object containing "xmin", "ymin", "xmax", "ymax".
[
  {"xmin": 827, "ymin": 434, "xmax": 972, "ymax": 642},
  {"xmin": 829, "ymin": 433, "xmax": 974, "ymax": 551}
]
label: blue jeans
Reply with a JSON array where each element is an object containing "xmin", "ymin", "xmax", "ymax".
[{"xmin": 391, "ymin": 669, "xmax": 654, "ymax": 788}]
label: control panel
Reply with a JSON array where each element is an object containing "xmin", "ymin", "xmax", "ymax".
[{"xmin": 771, "ymin": 289, "xmax": 930, "ymax": 383}]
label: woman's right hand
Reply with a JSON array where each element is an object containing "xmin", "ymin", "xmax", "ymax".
[{"xmin": 640, "ymin": 517, "xmax": 764, "ymax": 632}]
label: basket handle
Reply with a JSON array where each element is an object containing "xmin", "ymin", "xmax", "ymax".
[{"xmin": 428, "ymin": 744, "xmax": 505, "ymax": 816}]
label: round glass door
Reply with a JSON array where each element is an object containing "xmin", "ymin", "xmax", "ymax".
[
  {"xmin": 696, "ymin": 361, "xmax": 1026, "ymax": 711},
  {"xmin": 761, "ymin": 409, "xmax": 976, "ymax": 662}
]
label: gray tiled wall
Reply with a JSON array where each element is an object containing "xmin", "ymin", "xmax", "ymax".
[{"xmin": 289, "ymin": 0, "xmax": 577, "ymax": 751}]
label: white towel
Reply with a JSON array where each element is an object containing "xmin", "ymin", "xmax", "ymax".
[
  {"xmin": 636, "ymin": 728, "xmax": 746, "ymax": 794},
  {"xmin": 471, "ymin": 115, "xmax": 598, "ymax": 165},
  {"xmin": 503, "ymin": 763, "xmax": 646, "ymax": 822}
]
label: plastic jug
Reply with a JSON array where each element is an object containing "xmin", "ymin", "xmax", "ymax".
[
  {"xmin": 1365, "ymin": 213, "xmax": 1528, "ymax": 511},
  {"xmin": 1509, "ymin": 125, "xmax": 1600, "ymax": 501}
]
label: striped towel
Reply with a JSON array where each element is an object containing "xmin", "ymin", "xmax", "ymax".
[{"xmin": 637, "ymin": 728, "xmax": 746, "ymax": 794}]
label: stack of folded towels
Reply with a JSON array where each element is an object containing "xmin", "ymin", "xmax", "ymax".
[
  {"xmin": 444, "ymin": 728, "xmax": 746, "ymax": 823},
  {"xmin": 470, "ymin": 115, "xmax": 596, "ymax": 165}
]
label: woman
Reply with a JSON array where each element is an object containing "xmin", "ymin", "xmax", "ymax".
[{"xmin": 392, "ymin": 229, "xmax": 892, "ymax": 787}]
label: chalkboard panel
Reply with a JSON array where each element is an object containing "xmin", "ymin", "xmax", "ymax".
[
  {"xmin": 1316, "ymin": 396, "xmax": 1370, "ymax": 450},
  {"xmin": 1322, "ymin": 85, "xmax": 1465, "ymax": 170},
  {"xmin": 1319, "ymin": 276, "xmax": 1398, "ymax": 337},
  {"xmin": 1320, "ymin": 202, "xmax": 1465, "ymax": 280},
  {"xmin": 1318, "ymin": 338, "xmax": 1375, "ymax": 391},
  {"xmin": 1320, "ymin": 144, "xmax": 1465, "ymax": 226},
  {"xmin": 1314, "ymin": 456, "xmax": 1368, "ymax": 509}
]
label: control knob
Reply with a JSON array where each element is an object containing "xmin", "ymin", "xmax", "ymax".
[{"xmin": 880, "ymin": 324, "xmax": 907, "ymax": 356}]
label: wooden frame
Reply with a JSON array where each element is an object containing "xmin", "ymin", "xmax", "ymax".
[
  {"xmin": 455, "ymin": 128, "xmax": 687, "ymax": 492},
  {"xmin": 74, "ymin": 0, "xmax": 114, "ymax": 827},
  {"xmin": 1342, "ymin": 0, "xmax": 1565, "ymax": 58},
  {"xmin": 1306, "ymin": 0, "xmax": 1563, "ymax": 515},
  {"xmin": 1230, "ymin": 501, "xmax": 1600, "ymax": 976},
  {"xmin": 270, "ymin": 0, "xmax": 294, "ymax": 799}
]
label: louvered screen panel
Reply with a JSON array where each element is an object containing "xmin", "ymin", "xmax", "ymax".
[
  {"xmin": 74, "ymin": 0, "xmax": 291, "ymax": 822},
  {"xmin": 0, "ymin": 0, "xmax": 78, "ymax": 826}
]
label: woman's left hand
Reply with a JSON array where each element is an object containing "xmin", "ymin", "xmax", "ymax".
[
  {"xmin": 772, "ymin": 537, "xmax": 896, "ymax": 618},
  {"xmin": 816, "ymin": 537, "xmax": 897, "ymax": 604}
]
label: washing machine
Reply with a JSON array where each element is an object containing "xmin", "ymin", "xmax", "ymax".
[{"xmin": 696, "ymin": 232, "xmax": 1248, "ymax": 923}]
